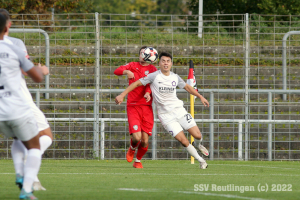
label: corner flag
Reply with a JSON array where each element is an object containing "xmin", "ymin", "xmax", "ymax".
[
  {"xmin": 187, "ymin": 60, "xmax": 197, "ymax": 164},
  {"xmin": 187, "ymin": 60, "xmax": 197, "ymax": 98}
]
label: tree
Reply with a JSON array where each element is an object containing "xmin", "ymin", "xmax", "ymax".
[
  {"xmin": 188, "ymin": 0, "xmax": 260, "ymax": 15},
  {"xmin": 93, "ymin": 0, "xmax": 157, "ymax": 14},
  {"xmin": 257, "ymin": 0, "xmax": 300, "ymax": 15},
  {"xmin": 155, "ymin": 0, "xmax": 188, "ymax": 15},
  {"xmin": 188, "ymin": 0, "xmax": 300, "ymax": 16},
  {"xmin": 0, "ymin": 0, "xmax": 93, "ymax": 14}
]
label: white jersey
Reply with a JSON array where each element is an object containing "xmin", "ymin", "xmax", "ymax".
[
  {"xmin": 140, "ymin": 70, "xmax": 186, "ymax": 115},
  {"xmin": 4, "ymin": 36, "xmax": 34, "ymax": 105},
  {"xmin": 0, "ymin": 41, "xmax": 34, "ymax": 120}
]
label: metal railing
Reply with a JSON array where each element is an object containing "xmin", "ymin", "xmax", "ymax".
[
  {"xmin": 10, "ymin": 29, "xmax": 50, "ymax": 99},
  {"xmin": 1, "ymin": 13, "xmax": 300, "ymax": 160},
  {"xmin": 20, "ymin": 88, "xmax": 300, "ymax": 161}
]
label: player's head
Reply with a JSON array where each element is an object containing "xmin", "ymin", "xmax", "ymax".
[
  {"xmin": 0, "ymin": 13, "xmax": 8, "ymax": 37},
  {"xmin": 0, "ymin": 9, "xmax": 10, "ymax": 35},
  {"xmin": 139, "ymin": 46, "xmax": 147, "ymax": 63},
  {"xmin": 0, "ymin": 9, "xmax": 10, "ymax": 25},
  {"xmin": 158, "ymin": 52, "xmax": 172, "ymax": 74}
]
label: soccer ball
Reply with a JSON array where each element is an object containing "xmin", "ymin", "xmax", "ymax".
[{"xmin": 141, "ymin": 47, "xmax": 158, "ymax": 63}]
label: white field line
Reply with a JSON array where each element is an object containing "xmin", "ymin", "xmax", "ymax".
[
  {"xmin": 211, "ymin": 164, "xmax": 300, "ymax": 170},
  {"xmin": 178, "ymin": 191, "xmax": 271, "ymax": 200},
  {"xmin": 1, "ymin": 172, "xmax": 299, "ymax": 176},
  {"xmin": 117, "ymin": 188, "xmax": 272, "ymax": 200},
  {"xmin": 0, "ymin": 172, "xmax": 258, "ymax": 176}
]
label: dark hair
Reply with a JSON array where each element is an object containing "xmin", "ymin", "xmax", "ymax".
[
  {"xmin": 0, "ymin": 13, "xmax": 7, "ymax": 33},
  {"xmin": 139, "ymin": 46, "xmax": 147, "ymax": 54},
  {"xmin": 159, "ymin": 52, "xmax": 172, "ymax": 60},
  {"xmin": 0, "ymin": 9, "xmax": 10, "ymax": 21}
]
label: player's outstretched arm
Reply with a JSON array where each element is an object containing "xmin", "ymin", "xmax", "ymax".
[
  {"xmin": 115, "ymin": 80, "xmax": 143, "ymax": 105},
  {"xmin": 183, "ymin": 84, "xmax": 209, "ymax": 107}
]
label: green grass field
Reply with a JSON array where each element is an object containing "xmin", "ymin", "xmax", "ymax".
[{"xmin": 1, "ymin": 160, "xmax": 299, "ymax": 200}]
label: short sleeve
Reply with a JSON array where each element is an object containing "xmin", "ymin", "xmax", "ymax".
[
  {"xmin": 14, "ymin": 39, "xmax": 28, "ymax": 53},
  {"xmin": 9, "ymin": 44, "xmax": 34, "ymax": 72},
  {"xmin": 140, "ymin": 71, "xmax": 159, "ymax": 86},
  {"xmin": 177, "ymin": 75, "xmax": 186, "ymax": 89}
]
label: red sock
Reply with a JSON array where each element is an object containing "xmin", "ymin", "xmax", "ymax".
[
  {"xmin": 136, "ymin": 145, "xmax": 148, "ymax": 160},
  {"xmin": 130, "ymin": 138, "xmax": 140, "ymax": 149}
]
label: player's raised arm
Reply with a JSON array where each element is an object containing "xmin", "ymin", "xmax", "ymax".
[
  {"xmin": 184, "ymin": 84, "xmax": 209, "ymax": 107},
  {"xmin": 114, "ymin": 63, "xmax": 135, "ymax": 80},
  {"xmin": 115, "ymin": 80, "xmax": 143, "ymax": 105}
]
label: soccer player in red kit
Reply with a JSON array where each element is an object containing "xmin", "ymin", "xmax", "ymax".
[{"xmin": 114, "ymin": 46, "xmax": 157, "ymax": 168}]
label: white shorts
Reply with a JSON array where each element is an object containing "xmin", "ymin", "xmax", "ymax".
[
  {"xmin": 158, "ymin": 107, "xmax": 197, "ymax": 137},
  {"xmin": 30, "ymin": 103, "xmax": 49, "ymax": 131},
  {"xmin": 0, "ymin": 114, "xmax": 39, "ymax": 141}
]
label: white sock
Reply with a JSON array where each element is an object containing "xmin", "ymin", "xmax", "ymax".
[
  {"xmin": 31, "ymin": 136, "xmax": 52, "ymax": 183},
  {"xmin": 34, "ymin": 176, "xmax": 40, "ymax": 182},
  {"xmin": 135, "ymin": 158, "xmax": 141, "ymax": 163},
  {"xmin": 23, "ymin": 149, "xmax": 41, "ymax": 193},
  {"xmin": 194, "ymin": 138, "xmax": 202, "ymax": 146},
  {"xmin": 11, "ymin": 140, "xmax": 27, "ymax": 176},
  {"xmin": 185, "ymin": 144, "xmax": 205, "ymax": 163},
  {"xmin": 40, "ymin": 135, "xmax": 52, "ymax": 155}
]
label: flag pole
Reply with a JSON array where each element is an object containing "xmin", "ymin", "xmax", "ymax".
[
  {"xmin": 188, "ymin": 60, "xmax": 195, "ymax": 164},
  {"xmin": 190, "ymin": 93, "xmax": 195, "ymax": 164}
]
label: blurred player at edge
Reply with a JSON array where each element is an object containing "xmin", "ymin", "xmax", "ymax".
[
  {"xmin": 0, "ymin": 8, "xmax": 53, "ymax": 190},
  {"xmin": 114, "ymin": 46, "xmax": 157, "ymax": 168},
  {"xmin": 115, "ymin": 52, "xmax": 209, "ymax": 169},
  {"xmin": 0, "ymin": 13, "xmax": 45, "ymax": 199}
]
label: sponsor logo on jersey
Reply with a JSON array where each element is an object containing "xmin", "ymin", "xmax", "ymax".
[
  {"xmin": 145, "ymin": 70, "xmax": 149, "ymax": 75},
  {"xmin": 159, "ymin": 87, "xmax": 175, "ymax": 93},
  {"xmin": 133, "ymin": 125, "xmax": 138, "ymax": 130}
]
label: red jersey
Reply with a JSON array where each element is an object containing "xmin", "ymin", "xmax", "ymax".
[{"xmin": 114, "ymin": 62, "xmax": 157, "ymax": 106}]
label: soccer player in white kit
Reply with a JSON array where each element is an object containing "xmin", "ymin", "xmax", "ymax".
[
  {"xmin": 0, "ymin": 8, "xmax": 53, "ymax": 190},
  {"xmin": 115, "ymin": 52, "xmax": 210, "ymax": 169},
  {"xmin": 0, "ymin": 13, "xmax": 45, "ymax": 199}
]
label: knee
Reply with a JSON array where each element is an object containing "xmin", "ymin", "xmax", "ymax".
[
  {"xmin": 132, "ymin": 133, "xmax": 141, "ymax": 143},
  {"xmin": 39, "ymin": 128, "xmax": 54, "ymax": 140},
  {"xmin": 177, "ymin": 137, "xmax": 189, "ymax": 147},
  {"xmin": 194, "ymin": 130, "xmax": 202, "ymax": 140},
  {"xmin": 140, "ymin": 138, "xmax": 149, "ymax": 147}
]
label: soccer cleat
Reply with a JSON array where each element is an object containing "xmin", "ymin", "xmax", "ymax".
[
  {"xmin": 15, "ymin": 173, "xmax": 24, "ymax": 190},
  {"xmin": 19, "ymin": 189, "xmax": 38, "ymax": 200},
  {"xmin": 126, "ymin": 146, "xmax": 135, "ymax": 162},
  {"xmin": 133, "ymin": 162, "xmax": 143, "ymax": 168},
  {"xmin": 193, "ymin": 142, "xmax": 209, "ymax": 157},
  {"xmin": 200, "ymin": 161, "xmax": 208, "ymax": 169},
  {"xmin": 33, "ymin": 182, "xmax": 46, "ymax": 191}
]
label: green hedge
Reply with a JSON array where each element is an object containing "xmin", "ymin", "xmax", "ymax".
[{"xmin": 33, "ymin": 57, "xmax": 299, "ymax": 66}]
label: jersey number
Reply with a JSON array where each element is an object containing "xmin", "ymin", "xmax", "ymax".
[{"xmin": 0, "ymin": 65, "xmax": 3, "ymax": 90}]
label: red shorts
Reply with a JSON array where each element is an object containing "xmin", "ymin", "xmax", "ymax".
[{"xmin": 127, "ymin": 105, "xmax": 154, "ymax": 135}]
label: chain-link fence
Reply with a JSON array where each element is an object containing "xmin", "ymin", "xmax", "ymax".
[{"xmin": 0, "ymin": 13, "xmax": 299, "ymax": 160}]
